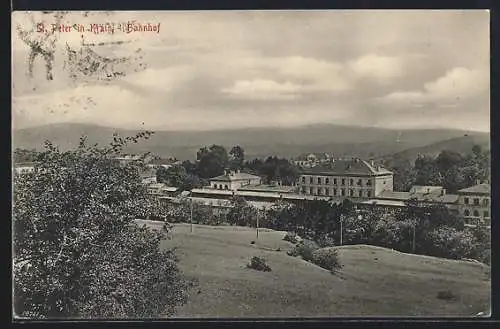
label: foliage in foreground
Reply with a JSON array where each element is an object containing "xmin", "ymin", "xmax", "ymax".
[{"xmin": 13, "ymin": 132, "xmax": 190, "ymax": 319}]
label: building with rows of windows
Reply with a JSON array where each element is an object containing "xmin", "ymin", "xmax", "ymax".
[
  {"xmin": 457, "ymin": 183, "xmax": 490, "ymax": 227},
  {"xmin": 298, "ymin": 158, "xmax": 393, "ymax": 200}
]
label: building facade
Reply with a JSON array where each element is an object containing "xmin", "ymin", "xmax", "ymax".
[
  {"xmin": 298, "ymin": 158, "xmax": 393, "ymax": 200},
  {"xmin": 457, "ymin": 183, "xmax": 490, "ymax": 227},
  {"xmin": 209, "ymin": 170, "xmax": 262, "ymax": 191}
]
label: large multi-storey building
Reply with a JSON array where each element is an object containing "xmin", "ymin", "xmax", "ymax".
[
  {"xmin": 457, "ymin": 183, "xmax": 490, "ymax": 227},
  {"xmin": 298, "ymin": 158, "xmax": 393, "ymax": 200}
]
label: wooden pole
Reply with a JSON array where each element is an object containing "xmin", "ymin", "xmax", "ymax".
[
  {"xmin": 256, "ymin": 209, "xmax": 260, "ymax": 239},
  {"xmin": 190, "ymin": 195, "xmax": 193, "ymax": 233},
  {"xmin": 412, "ymin": 222, "xmax": 416, "ymax": 253},
  {"xmin": 340, "ymin": 215, "xmax": 343, "ymax": 246}
]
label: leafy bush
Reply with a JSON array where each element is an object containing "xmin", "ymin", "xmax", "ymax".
[
  {"xmin": 13, "ymin": 133, "xmax": 190, "ymax": 319},
  {"xmin": 312, "ymin": 247, "xmax": 342, "ymax": 273},
  {"xmin": 287, "ymin": 239, "xmax": 320, "ymax": 262},
  {"xmin": 316, "ymin": 234, "xmax": 336, "ymax": 248},
  {"xmin": 283, "ymin": 232, "xmax": 302, "ymax": 244},
  {"xmin": 247, "ymin": 256, "xmax": 271, "ymax": 272}
]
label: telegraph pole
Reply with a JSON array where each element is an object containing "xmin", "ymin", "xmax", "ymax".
[
  {"xmin": 340, "ymin": 214, "xmax": 344, "ymax": 246},
  {"xmin": 256, "ymin": 208, "xmax": 260, "ymax": 239},
  {"xmin": 190, "ymin": 193, "xmax": 193, "ymax": 233},
  {"xmin": 412, "ymin": 221, "xmax": 416, "ymax": 254}
]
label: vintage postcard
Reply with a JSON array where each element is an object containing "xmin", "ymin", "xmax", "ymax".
[{"xmin": 12, "ymin": 10, "xmax": 490, "ymax": 319}]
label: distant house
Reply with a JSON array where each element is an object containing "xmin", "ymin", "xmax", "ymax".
[
  {"xmin": 298, "ymin": 158, "xmax": 393, "ymax": 200},
  {"xmin": 209, "ymin": 169, "xmax": 262, "ymax": 191},
  {"xmin": 147, "ymin": 183, "xmax": 179, "ymax": 197},
  {"xmin": 13, "ymin": 162, "xmax": 36, "ymax": 176},
  {"xmin": 293, "ymin": 152, "xmax": 333, "ymax": 168},
  {"xmin": 457, "ymin": 182, "xmax": 490, "ymax": 227}
]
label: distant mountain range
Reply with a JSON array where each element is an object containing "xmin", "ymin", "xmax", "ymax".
[
  {"xmin": 377, "ymin": 134, "xmax": 490, "ymax": 163},
  {"xmin": 12, "ymin": 123, "xmax": 490, "ymax": 161}
]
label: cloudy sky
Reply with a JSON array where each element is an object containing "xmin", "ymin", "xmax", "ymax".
[{"xmin": 12, "ymin": 10, "xmax": 489, "ymax": 132}]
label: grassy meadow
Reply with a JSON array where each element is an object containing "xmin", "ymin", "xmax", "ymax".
[{"xmin": 137, "ymin": 220, "xmax": 490, "ymax": 318}]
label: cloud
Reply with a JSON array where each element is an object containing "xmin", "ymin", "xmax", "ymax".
[
  {"xmin": 221, "ymin": 79, "xmax": 302, "ymax": 100},
  {"xmin": 12, "ymin": 84, "xmax": 162, "ymax": 128},
  {"xmin": 12, "ymin": 11, "xmax": 490, "ymax": 132},
  {"xmin": 377, "ymin": 67, "xmax": 489, "ymax": 105},
  {"xmin": 348, "ymin": 54, "xmax": 405, "ymax": 80},
  {"xmin": 221, "ymin": 55, "xmax": 352, "ymax": 100}
]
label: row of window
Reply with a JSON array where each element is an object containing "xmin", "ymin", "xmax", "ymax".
[
  {"xmin": 463, "ymin": 197, "xmax": 489, "ymax": 206},
  {"xmin": 302, "ymin": 187, "xmax": 372, "ymax": 198},
  {"xmin": 301, "ymin": 176, "xmax": 372, "ymax": 187},
  {"xmin": 213, "ymin": 184, "xmax": 230, "ymax": 190},
  {"xmin": 464, "ymin": 209, "xmax": 489, "ymax": 218}
]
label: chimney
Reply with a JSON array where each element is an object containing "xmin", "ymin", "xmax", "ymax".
[{"xmin": 370, "ymin": 160, "xmax": 375, "ymax": 168}]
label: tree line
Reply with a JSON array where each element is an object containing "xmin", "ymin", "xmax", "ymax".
[
  {"xmin": 156, "ymin": 144, "xmax": 300, "ymax": 189},
  {"xmin": 382, "ymin": 145, "xmax": 490, "ymax": 193},
  {"xmin": 163, "ymin": 196, "xmax": 490, "ymax": 265}
]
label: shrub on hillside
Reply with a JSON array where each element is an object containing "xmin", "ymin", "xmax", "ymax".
[
  {"xmin": 312, "ymin": 248, "xmax": 342, "ymax": 273},
  {"xmin": 287, "ymin": 239, "xmax": 320, "ymax": 262},
  {"xmin": 283, "ymin": 232, "xmax": 303, "ymax": 244},
  {"xmin": 247, "ymin": 256, "xmax": 271, "ymax": 272},
  {"xmin": 316, "ymin": 235, "xmax": 336, "ymax": 248}
]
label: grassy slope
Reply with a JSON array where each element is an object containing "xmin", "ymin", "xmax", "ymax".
[{"xmin": 141, "ymin": 221, "xmax": 490, "ymax": 318}]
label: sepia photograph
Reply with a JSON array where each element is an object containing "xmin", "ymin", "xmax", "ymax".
[{"xmin": 11, "ymin": 10, "xmax": 490, "ymax": 319}]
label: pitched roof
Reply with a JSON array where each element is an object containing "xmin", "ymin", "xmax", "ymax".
[
  {"xmin": 301, "ymin": 159, "xmax": 392, "ymax": 176},
  {"xmin": 238, "ymin": 184, "xmax": 297, "ymax": 193},
  {"xmin": 376, "ymin": 190, "xmax": 459, "ymax": 204},
  {"xmin": 458, "ymin": 183, "xmax": 490, "ymax": 195},
  {"xmin": 210, "ymin": 172, "xmax": 261, "ymax": 182}
]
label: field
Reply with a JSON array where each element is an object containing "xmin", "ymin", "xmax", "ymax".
[{"xmin": 138, "ymin": 221, "xmax": 491, "ymax": 318}]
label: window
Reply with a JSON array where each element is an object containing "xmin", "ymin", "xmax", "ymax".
[
  {"xmin": 464, "ymin": 209, "xmax": 470, "ymax": 216},
  {"xmin": 301, "ymin": 187, "xmax": 306, "ymax": 194},
  {"xmin": 224, "ymin": 185, "xmax": 229, "ymax": 190},
  {"xmin": 326, "ymin": 178, "xmax": 330, "ymax": 184},
  {"xmin": 483, "ymin": 199, "xmax": 489, "ymax": 206},
  {"xmin": 310, "ymin": 177, "xmax": 313, "ymax": 184},
  {"xmin": 333, "ymin": 189, "xmax": 337, "ymax": 196},
  {"xmin": 473, "ymin": 210, "xmax": 479, "ymax": 217},
  {"xmin": 464, "ymin": 198, "xmax": 469, "ymax": 205},
  {"xmin": 350, "ymin": 179, "xmax": 354, "ymax": 185},
  {"xmin": 325, "ymin": 188, "xmax": 330, "ymax": 196},
  {"xmin": 341, "ymin": 179, "xmax": 346, "ymax": 186},
  {"xmin": 302, "ymin": 177, "xmax": 306, "ymax": 184},
  {"xmin": 318, "ymin": 177, "xmax": 322, "ymax": 184},
  {"xmin": 349, "ymin": 189, "xmax": 354, "ymax": 197},
  {"xmin": 359, "ymin": 190, "xmax": 363, "ymax": 197},
  {"xmin": 484, "ymin": 211, "xmax": 489, "ymax": 218},
  {"xmin": 341, "ymin": 189, "xmax": 345, "ymax": 196},
  {"xmin": 367, "ymin": 190, "xmax": 371, "ymax": 198},
  {"xmin": 357, "ymin": 179, "xmax": 362, "ymax": 186},
  {"xmin": 310, "ymin": 187, "xmax": 314, "ymax": 195},
  {"xmin": 318, "ymin": 188, "xmax": 323, "ymax": 196},
  {"xmin": 473, "ymin": 198, "xmax": 480, "ymax": 206},
  {"xmin": 333, "ymin": 178, "xmax": 337, "ymax": 185},
  {"xmin": 366, "ymin": 180, "xmax": 372, "ymax": 186}
]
